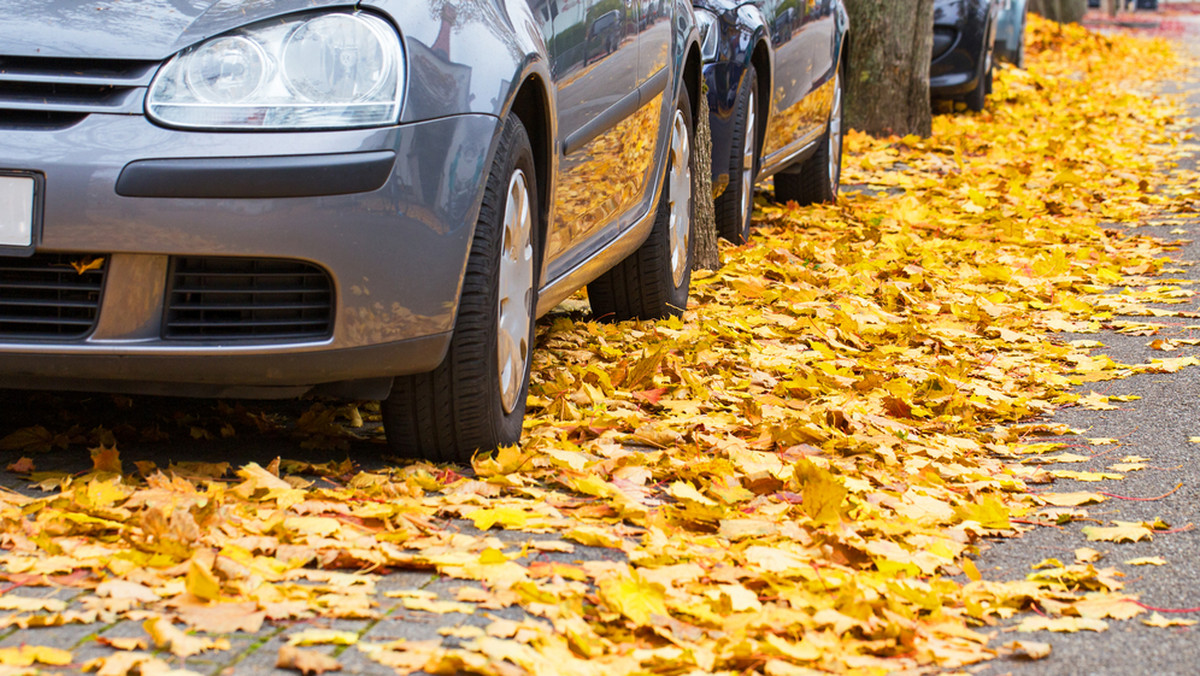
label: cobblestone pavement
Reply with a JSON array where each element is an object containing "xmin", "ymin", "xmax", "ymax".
[{"xmin": 0, "ymin": 396, "xmax": 622, "ymax": 674}]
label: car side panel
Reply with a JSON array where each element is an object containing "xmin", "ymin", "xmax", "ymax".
[
  {"xmin": 758, "ymin": 0, "xmax": 813, "ymax": 158},
  {"xmin": 541, "ymin": 0, "xmax": 645, "ymax": 281}
]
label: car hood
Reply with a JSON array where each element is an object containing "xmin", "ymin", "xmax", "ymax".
[{"xmin": 0, "ymin": 0, "xmax": 351, "ymax": 61}]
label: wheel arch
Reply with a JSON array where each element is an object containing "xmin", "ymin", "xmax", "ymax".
[
  {"xmin": 749, "ymin": 38, "xmax": 771, "ymax": 164},
  {"xmin": 505, "ymin": 74, "xmax": 554, "ymax": 269},
  {"xmin": 682, "ymin": 44, "xmax": 703, "ymax": 133}
]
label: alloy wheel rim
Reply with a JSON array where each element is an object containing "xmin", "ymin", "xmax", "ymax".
[
  {"xmin": 828, "ymin": 73, "xmax": 842, "ymax": 190},
  {"xmin": 740, "ymin": 88, "xmax": 757, "ymax": 233},
  {"xmin": 496, "ymin": 168, "xmax": 534, "ymax": 415},
  {"xmin": 668, "ymin": 109, "xmax": 691, "ymax": 287}
]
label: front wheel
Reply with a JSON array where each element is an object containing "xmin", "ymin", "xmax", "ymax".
[
  {"xmin": 715, "ymin": 64, "xmax": 760, "ymax": 244},
  {"xmin": 383, "ymin": 115, "xmax": 539, "ymax": 463},
  {"xmin": 588, "ymin": 91, "xmax": 696, "ymax": 321},
  {"xmin": 774, "ymin": 64, "xmax": 843, "ymax": 206},
  {"xmin": 965, "ymin": 31, "xmax": 995, "ymax": 111}
]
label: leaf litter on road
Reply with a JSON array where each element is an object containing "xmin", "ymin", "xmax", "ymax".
[{"xmin": 1, "ymin": 14, "xmax": 1199, "ymax": 675}]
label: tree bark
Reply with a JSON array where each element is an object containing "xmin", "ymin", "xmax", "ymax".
[
  {"xmin": 692, "ymin": 92, "xmax": 720, "ymax": 271},
  {"xmin": 843, "ymin": 0, "xmax": 935, "ymax": 138},
  {"xmin": 1027, "ymin": 0, "xmax": 1088, "ymax": 23}
]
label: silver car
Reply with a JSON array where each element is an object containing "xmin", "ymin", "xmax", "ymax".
[{"xmin": 0, "ymin": 1, "xmax": 702, "ymax": 461}]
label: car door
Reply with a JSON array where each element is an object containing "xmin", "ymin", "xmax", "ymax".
[
  {"xmin": 758, "ymin": 0, "xmax": 826, "ymax": 164},
  {"xmin": 543, "ymin": 0, "xmax": 644, "ymax": 282},
  {"xmin": 623, "ymin": 0, "xmax": 674, "ymax": 223}
]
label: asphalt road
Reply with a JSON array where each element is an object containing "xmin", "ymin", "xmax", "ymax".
[{"xmin": 977, "ymin": 30, "xmax": 1200, "ymax": 676}]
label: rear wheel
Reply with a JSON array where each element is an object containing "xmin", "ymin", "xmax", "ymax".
[
  {"xmin": 715, "ymin": 65, "xmax": 759, "ymax": 244},
  {"xmin": 383, "ymin": 115, "xmax": 539, "ymax": 463},
  {"xmin": 774, "ymin": 64, "xmax": 843, "ymax": 206},
  {"xmin": 589, "ymin": 92, "xmax": 695, "ymax": 321}
]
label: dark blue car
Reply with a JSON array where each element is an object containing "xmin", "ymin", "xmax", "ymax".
[
  {"xmin": 692, "ymin": 0, "xmax": 849, "ymax": 243},
  {"xmin": 932, "ymin": 0, "xmax": 1002, "ymax": 111}
]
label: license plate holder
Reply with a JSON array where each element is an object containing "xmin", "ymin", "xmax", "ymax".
[{"xmin": 0, "ymin": 171, "xmax": 41, "ymax": 256}]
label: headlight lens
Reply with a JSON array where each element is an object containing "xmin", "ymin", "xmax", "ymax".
[
  {"xmin": 147, "ymin": 11, "xmax": 403, "ymax": 130},
  {"xmin": 694, "ymin": 8, "xmax": 720, "ymax": 62}
]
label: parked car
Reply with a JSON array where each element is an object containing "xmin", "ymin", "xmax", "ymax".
[
  {"xmin": 693, "ymin": 0, "xmax": 849, "ymax": 243},
  {"xmin": 995, "ymin": 0, "xmax": 1028, "ymax": 67},
  {"xmin": 931, "ymin": 0, "xmax": 1002, "ymax": 111},
  {"xmin": 585, "ymin": 9, "xmax": 624, "ymax": 64},
  {"xmin": 0, "ymin": 0, "xmax": 703, "ymax": 462}
]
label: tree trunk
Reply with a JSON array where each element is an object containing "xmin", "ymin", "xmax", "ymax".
[
  {"xmin": 692, "ymin": 92, "xmax": 720, "ymax": 271},
  {"xmin": 1028, "ymin": 0, "xmax": 1088, "ymax": 23},
  {"xmin": 843, "ymin": 0, "xmax": 935, "ymax": 138}
]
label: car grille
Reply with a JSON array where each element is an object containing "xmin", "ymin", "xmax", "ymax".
[
  {"xmin": 0, "ymin": 55, "xmax": 158, "ymax": 129},
  {"xmin": 164, "ymin": 257, "xmax": 334, "ymax": 341},
  {"xmin": 0, "ymin": 253, "xmax": 106, "ymax": 339}
]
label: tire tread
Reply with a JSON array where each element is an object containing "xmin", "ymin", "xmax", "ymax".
[{"xmin": 384, "ymin": 116, "xmax": 536, "ymax": 463}]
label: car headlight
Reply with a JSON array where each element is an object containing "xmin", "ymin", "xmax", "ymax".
[
  {"xmin": 694, "ymin": 8, "xmax": 720, "ymax": 62},
  {"xmin": 147, "ymin": 11, "xmax": 403, "ymax": 130}
]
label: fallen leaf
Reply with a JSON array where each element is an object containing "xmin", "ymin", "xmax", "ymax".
[
  {"xmin": 1143, "ymin": 612, "xmax": 1198, "ymax": 628},
  {"xmin": 1004, "ymin": 640, "xmax": 1051, "ymax": 659},
  {"xmin": 277, "ymin": 645, "xmax": 342, "ymax": 675}
]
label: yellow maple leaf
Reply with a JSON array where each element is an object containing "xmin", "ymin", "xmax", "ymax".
[
  {"xmin": 1082, "ymin": 522, "xmax": 1153, "ymax": 543},
  {"xmin": 143, "ymin": 616, "xmax": 229, "ymax": 657},
  {"xmin": 1143, "ymin": 612, "xmax": 1198, "ymax": 628},
  {"xmin": 0, "ymin": 645, "xmax": 72, "ymax": 667},
  {"xmin": 793, "ymin": 458, "xmax": 847, "ymax": 525},
  {"xmin": 1124, "ymin": 556, "xmax": 1166, "ymax": 566},
  {"xmin": 1041, "ymin": 492, "xmax": 1106, "ymax": 507},
  {"xmin": 1015, "ymin": 616, "xmax": 1108, "ymax": 633},
  {"xmin": 89, "ymin": 444, "xmax": 121, "ymax": 474},
  {"xmin": 1003, "ymin": 640, "xmax": 1051, "ymax": 660},
  {"xmin": 598, "ymin": 572, "xmax": 668, "ymax": 626},
  {"xmin": 186, "ymin": 559, "xmax": 222, "ymax": 602}
]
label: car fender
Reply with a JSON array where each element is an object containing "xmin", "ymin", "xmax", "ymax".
[
  {"xmin": 833, "ymin": 0, "xmax": 850, "ymax": 68},
  {"xmin": 673, "ymin": 0, "xmax": 703, "ymax": 107},
  {"xmin": 362, "ymin": 1, "xmax": 545, "ymax": 124}
]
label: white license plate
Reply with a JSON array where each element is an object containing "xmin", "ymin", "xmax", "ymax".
[{"xmin": 0, "ymin": 176, "xmax": 34, "ymax": 248}]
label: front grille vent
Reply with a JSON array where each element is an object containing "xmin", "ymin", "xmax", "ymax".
[
  {"xmin": 0, "ymin": 253, "xmax": 106, "ymax": 339},
  {"xmin": 0, "ymin": 55, "xmax": 158, "ymax": 128},
  {"xmin": 165, "ymin": 257, "xmax": 333, "ymax": 341}
]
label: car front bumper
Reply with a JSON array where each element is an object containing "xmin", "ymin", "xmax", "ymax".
[{"xmin": 0, "ymin": 112, "xmax": 502, "ymax": 398}]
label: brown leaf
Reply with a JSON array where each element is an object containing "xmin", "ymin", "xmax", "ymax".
[
  {"xmin": 276, "ymin": 645, "xmax": 342, "ymax": 675},
  {"xmin": 174, "ymin": 602, "xmax": 266, "ymax": 634},
  {"xmin": 89, "ymin": 444, "xmax": 121, "ymax": 474}
]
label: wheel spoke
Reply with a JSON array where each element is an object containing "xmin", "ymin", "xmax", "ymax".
[
  {"xmin": 828, "ymin": 73, "xmax": 842, "ymax": 189},
  {"xmin": 668, "ymin": 109, "xmax": 691, "ymax": 287},
  {"xmin": 496, "ymin": 169, "xmax": 534, "ymax": 414}
]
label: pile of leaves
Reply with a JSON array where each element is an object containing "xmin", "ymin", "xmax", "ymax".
[{"xmin": 0, "ymin": 15, "xmax": 1196, "ymax": 675}]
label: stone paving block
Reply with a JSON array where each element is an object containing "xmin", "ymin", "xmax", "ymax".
[
  {"xmin": 219, "ymin": 628, "xmax": 336, "ymax": 676},
  {"xmin": 323, "ymin": 644, "xmax": 399, "ymax": 676},
  {"xmin": 0, "ymin": 622, "xmax": 98, "ymax": 650},
  {"xmin": 374, "ymin": 570, "xmax": 437, "ymax": 594},
  {"xmin": 70, "ymin": 619, "xmax": 145, "ymax": 664}
]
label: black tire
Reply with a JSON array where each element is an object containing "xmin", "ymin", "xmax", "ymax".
[
  {"xmin": 965, "ymin": 30, "xmax": 994, "ymax": 111},
  {"xmin": 588, "ymin": 91, "xmax": 695, "ymax": 321},
  {"xmin": 715, "ymin": 65, "xmax": 760, "ymax": 244},
  {"xmin": 383, "ymin": 115, "xmax": 540, "ymax": 463},
  {"xmin": 774, "ymin": 62, "xmax": 843, "ymax": 206}
]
